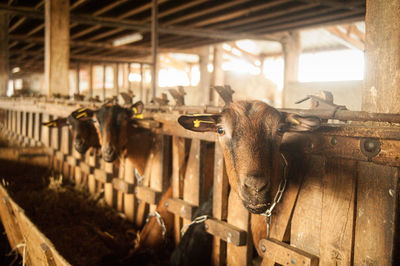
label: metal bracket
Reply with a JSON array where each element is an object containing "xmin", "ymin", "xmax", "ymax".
[{"xmin": 296, "ymin": 91, "xmax": 347, "ymax": 119}]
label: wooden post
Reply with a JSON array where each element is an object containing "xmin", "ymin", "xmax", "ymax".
[
  {"xmin": 171, "ymin": 136, "xmax": 186, "ymax": 244},
  {"xmin": 114, "ymin": 63, "xmax": 119, "ymax": 97},
  {"xmin": 281, "ymin": 31, "xmax": 301, "ymax": 108},
  {"xmin": 89, "ymin": 62, "xmax": 93, "ymax": 98},
  {"xmin": 212, "ymin": 143, "xmax": 228, "ymax": 265},
  {"xmin": 211, "ymin": 44, "xmax": 224, "ymax": 106},
  {"xmin": 44, "ymin": 0, "xmax": 70, "ymax": 96},
  {"xmin": 140, "ymin": 63, "xmax": 144, "ymax": 101},
  {"xmin": 199, "ymin": 47, "xmax": 210, "ymax": 104},
  {"xmin": 103, "ymin": 64, "xmax": 106, "ymax": 100},
  {"xmin": 363, "ymin": 0, "xmax": 400, "ymax": 113},
  {"xmin": 0, "ymin": 12, "xmax": 8, "ymax": 96},
  {"xmin": 76, "ymin": 62, "xmax": 80, "ymax": 95},
  {"xmin": 151, "ymin": 0, "xmax": 158, "ymax": 99}
]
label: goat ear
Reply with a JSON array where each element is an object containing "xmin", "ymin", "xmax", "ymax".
[
  {"xmin": 178, "ymin": 115, "xmax": 220, "ymax": 132},
  {"xmin": 281, "ymin": 113, "xmax": 321, "ymax": 132},
  {"xmin": 42, "ymin": 118, "xmax": 68, "ymax": 128},
  {"xmin": 71, "ymin": 107, "xmax": 95, "ymax": 120}
]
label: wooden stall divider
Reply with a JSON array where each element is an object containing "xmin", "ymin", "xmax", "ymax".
[
  {"xmin": 354, "ymin": 162, "xmax": 398, "ymax": 265},
  {"xmin": 123, "ymin": 158, "xmax": 137, "ymax": 222},
  {"xmin": 171, "ymin": 136, "xmax": 186, "ymax": 244},
  {"xmin": 212, "ymin": 142, "xmax": 228, "ymax": 265},
  {"xmin": 290, "ymin": 155, "xmax": 325, "ymax": 256}
]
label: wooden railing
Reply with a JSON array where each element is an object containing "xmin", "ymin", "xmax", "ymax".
[{"xmin": 0, "ymin": 98, "xmax": 398, "ymax": 266}]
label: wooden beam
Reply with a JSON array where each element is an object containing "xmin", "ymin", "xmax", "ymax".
[
  {"xmin": 194, "ymin": 0, "xmax": 292, "ymax": 28},
  {"xmin": 0, "ymin": 4, "xmax": 278, "ymax": 41},
  {"xmin": 325, "ymin": 25, "xmax": 364, "ymax": 50},
  {"xmin": 44, "ymin": 0, "xmax": 70, "ymax": 96},
  {"xmin": 282, "ymin": 31, "xmax": 301, "ymax": 108},
  {"xmin": 362, "ymin": 0, "xmax": 400, "ymax": 113},
  {"xmin": 164, "ymin": 0, "xmax": 246, "ymax": 26}
]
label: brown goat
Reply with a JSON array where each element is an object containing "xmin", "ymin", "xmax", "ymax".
[
  {"xmin": 178, "ymin": 100, "xmax": 320, "ymax": 254},
  {"xmin": 42, "ymin": 107, "xmax": 100, "ymax": 154},
  {"xmin": 75, "ymin": 101, "xmax": 175, "ymax": 255}
]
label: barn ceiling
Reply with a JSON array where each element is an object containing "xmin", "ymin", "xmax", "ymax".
[{"xmin": 0, "ymin": 0, "xmax": 366, "ymax": 74}]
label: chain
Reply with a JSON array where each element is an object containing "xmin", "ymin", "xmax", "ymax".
[
  {"xmin": 261, "ymin": 153, "xmax": 288, "ymax": 238},
  {"xmin": 180, "ymin": 215, "xmax": 209, "ymax": 236},
  {"xmin": 134, "ymin": 168, "xmax": 144, "ymax": 185},
  {"xmin": 146, "ymin": 211, "xmax": 167, "ymax": 238}
]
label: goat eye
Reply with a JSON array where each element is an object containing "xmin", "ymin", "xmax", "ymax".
[
  {"xmin": 217, "ymin": 127, "xmax": 225, "ymax": 135},
  {"xmin": 277, "ymin": 124, "xmax": 285, "ymax": 133}
]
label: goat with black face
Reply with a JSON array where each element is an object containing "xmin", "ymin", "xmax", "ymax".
[{"xmin": 43, "ymin": 107, "xmax": 100, "ymax": 154}]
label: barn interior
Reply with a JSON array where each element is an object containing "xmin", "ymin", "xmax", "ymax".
[{"xmin": 0, "ymin": 0, "xmax": 399, "ymax": 265}]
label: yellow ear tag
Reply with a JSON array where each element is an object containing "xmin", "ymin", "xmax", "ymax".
[
  {"xmin": 291, "ymin": 118, "xmax": 300, "ymax": 125},
  {"xmin": 193, "ymin": 119, "xmax": 214, "ymax": 128},
  {"xmin": 132, "ymin": 107, "xmax": 138, "ymax": 114},
  {"xmin": 134, "ymin": 114, "xmax": 143, "ymax": 119},
  {"xmin": 45, "ymin": 121, "xmax": 57, "ymax": 127},
  {"xmin": 76, "ymin": 112, "xmax": 87, "ymax": 119},
  {"xmin": 77, "ymin": 107, "xmax": 88, "ymax": 113}
]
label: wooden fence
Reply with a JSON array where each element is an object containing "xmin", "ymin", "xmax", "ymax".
[{"xmin": 0, "ymin": 97, "xmax": 398, "ymax": 265}]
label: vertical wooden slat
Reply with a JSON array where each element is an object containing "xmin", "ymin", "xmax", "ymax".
[
  {"xmin": 7, "ymin": 110, "xmax": 11, "ymax": 129},
  {"xmin": 22, "ymin": 111, "xmax": 28, "ymax": 136},
  {"xmin": 28, "ymin": 112, "xmax": 34, "ymax": 138},
  {"xmin": 150, "ymin": 134, "xmax": 170, "ymax": 194},
  {"xmin": 212, "ymin": 142, "xmax": 228, "ymax": 265},
  {"xmin": 123, "ymin": 158, "xmax": 136, "ymax": 222},
  {"xmin": 290, "ymin": 155, "xmax": 325, "ymax": 256},
  {"xmin": 41, "ymin": 113, "xmax": 50, "ymax": 146},
  {"xmin": 16, "ymin": 111, "xmax": 22, "ymax": 134},
  {"xmin": 104, "ymin": 162, "xmax": 116, "ymax": 208},
  {"xmin": 171, "ymin": 136, "xmax": 186, "ymax": 244},
  {"xmin": 116, "ymin": 159, "xmax": 125, "ymax": 212},
  {"xmin": 354, "ymin": 162, "xmax": 398, "ymax": 265},
  {"xmin": 319, "ymin": 159, "xmax": 356, "ymax": 265},
  {"xmin": 227, "ymin": 191, "xmax": 251, "ymax": 266},
  {"xmin": 183, "ymin": 139, "xmax": 206, "ymax": 224},
  {"xmin": 34, "ymin": 112, "xmax": 42, "ymax": 141},
  {"xmin": 12, "ymin": 110, "xmax": 17, "ymax": 132}
]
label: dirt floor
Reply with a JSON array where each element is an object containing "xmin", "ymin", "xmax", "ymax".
[{"xmin": 0, "ymin": 158, "xmax": 138, "ymax": 266}]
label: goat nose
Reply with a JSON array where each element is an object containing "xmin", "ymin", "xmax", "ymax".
[
  {"xmin": 103, "ymin": 145, "xmax": 114, "ymax": 155},
  {"xmin": 244, "ymin": 175, "xmax": 269, "ymax": 193}
]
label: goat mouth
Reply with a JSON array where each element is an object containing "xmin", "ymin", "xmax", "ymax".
[
  {"xmin": 75, "ymin": 143, "xmax": 89, "ymax": 154},
  {"xmin": 242, "ymin": 201, "xmax": 269, "ymax": 214},
  {"xmin": 102, "ymin": 152, "xmax": 117, "ymax": 162}
]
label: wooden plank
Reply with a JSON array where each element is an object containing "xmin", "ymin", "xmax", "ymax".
[
  {"xmin": 165, "ymin": 198, "xmax": 197, "ymax": 220},
  {"xmin": 41, "ymin": 113, "xmax": 50, "ymax": 146},
  {"xmin": 259, "ymin": 154, "xmax": 304, "ymax": 266},
  {"xmin": 259, "ymin": 238, "xmax": 319, "ymax": 266},
  {"xmin": 44, "ymin": 0, "xmax": 70, "ymax": 96},
  {"xmin": 16, "ymin": 110, "xmax": 22, "ymax": 134},
  {"xmin": 135, "ymin": 147, "xmax": 153, "ymax": 227},
  {"xmin": 22, "ymin": 111, "xmax": 28, "ymax": 136},
  {"xmin": 50, "ymin": 117, "xmax": 60, "ymax": 150},
  {"xmin": 226, "ymin": 190, "xmax": 251, "ymax": 266},
  {"xmin": 0, "ymin": 189, "xmax": 24, "ymax": 249},
  {"xmin": 319, "ymin": 158, "xmax": 356, "ymax": 265},
  {"xmin": 354, "ymin": 162, "xmax": 398, "ymax": 265},
  {"xmin": 205, "ymin": 218, "xmax": 247, "ymax": 246},
  {"xmin": 27, "ymin": 112, "xmax": 34, "ymax": 138},
  {"xmin": 112, "ymin": 178, "xmax": 134, "ymax": 194},
  {"xmin": 34, "ymin": 112, "xmax": 42, "ymax": 141},
  {"xmin": 60, "ymin": 126, "xmax": 71, "ymax": 155},
  {"xmin": 150, "ymin": 134, "xmax": 171, "ymax": 193},
  {"xmin": 171, "ymin": 136, "xmax": 186, "ymax": 244},
  {"xmin": 123, "ymin": 158, "xmax": 136, "ymax": 222},
  {"xmin": 135, "ymin": 185, "xmax": 161, "ymax": 205},
  {"xmin": 212, "ymin": 142, "xmax": 228, "ymax": 265},
  {"xmin": 290, "ymin": 155, "xmax": 325, "ymax": 256},
  {"xmin": 104, "ymin": 162, "xmax": 116, "ymax": 208}
]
